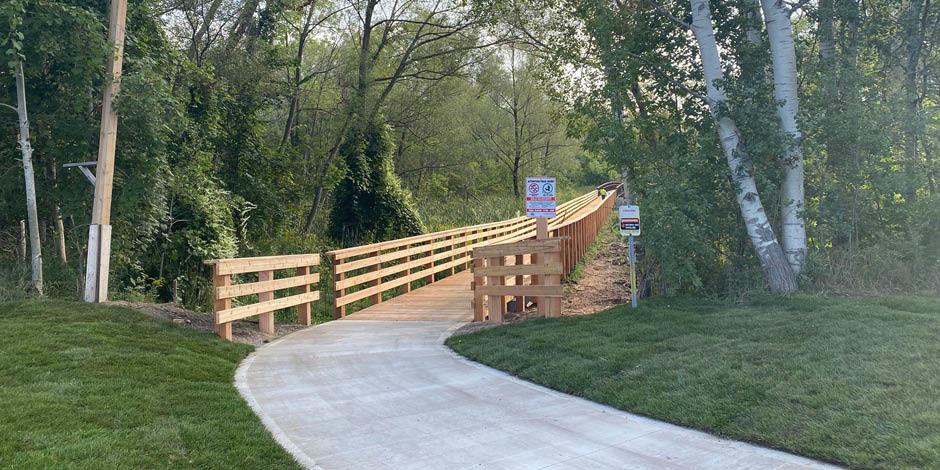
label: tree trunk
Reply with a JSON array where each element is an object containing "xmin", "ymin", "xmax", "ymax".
[
  {"xmin": 903, "ymin": 0, "xmax": 926, "ymax": 200},
  {"xmin": 228, "ymin": 0, "xmax": 261, "ymax": 47},
  {"xmin": 690, "ymin": 0, "xmax": 797, "ymax": 293},
  {"xmin": 15, "ymin": 61, "xmax": 44, "ymax": 295},
  {"xmin": 817, "ymin": 0, "xmax": 835, "ymax": 63},
  {"xmin": 761, "ymin": 0, "xmax": 807, "ymax": 275},
  {"xmin": 280, "ymin": 5, "xmax": 316, "ymax": 148},
  {"xmin": 190, "ymin": 0, "xmax": 224, "ymax": 62}
]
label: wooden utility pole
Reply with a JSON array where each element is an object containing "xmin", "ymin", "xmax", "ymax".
[{"xmin": 84, "ymin": 0, "xmax": 128, "ymax": 303}]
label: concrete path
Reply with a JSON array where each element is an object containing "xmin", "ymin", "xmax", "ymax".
[{"xmin": 237, "ymin": 320, "xmax": 838, "ymax": 470}]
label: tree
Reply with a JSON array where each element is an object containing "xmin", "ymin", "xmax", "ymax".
[
  {"xmin": 688, "ymin": 0, "xmax": 796, "ymax": 292},
  {"xmin": 471, "ymin": 47, "xmax": 568, "ymax": 196},
  {"xmin": 760, "ymin": 0, "xmax": 806, "ymax": 275},
  {"xmin": 3, "ymin": 2, "xmax": 42, "ymax": 294},
  {"xmin": 327, "ymin": 0, "xmax": 502, "ymax": 243}
]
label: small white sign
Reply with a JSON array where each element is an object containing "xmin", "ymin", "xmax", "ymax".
[
  {"xmin": 525, "ymin": 177, "xmax": 557, "ymax": 218},
  {"xmin": 619, "ymin": 205, "xmax": 640, "ymax": 236}
]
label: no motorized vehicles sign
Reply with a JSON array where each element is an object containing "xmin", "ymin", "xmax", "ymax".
[{"xmin": 525, "ymin": 177, "xmax": 556, "ymax": 218}]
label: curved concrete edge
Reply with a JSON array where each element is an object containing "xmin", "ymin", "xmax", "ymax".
[
  {"xmin": 234, "ymin": 326, "xmax": 327, "ymax": 470},
  {"xmin": 438, "ymin": 343, "xmax": 841, "ymax": 468},
  {"xmin": 234, "ymin": 320, "xmax": 841, "ymax": 470},
  {"xmin": 232, "ymin": 319, "xmax": 467, "ymax": 469}
]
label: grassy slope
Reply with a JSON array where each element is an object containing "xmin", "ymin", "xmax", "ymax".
[
  {"xmin": 0, "ymin": 300, "xmax": 299, "ymax": 469},
  {"xmin": 447, "ymin": 295, "xmax": 940, "ymax": 469}
]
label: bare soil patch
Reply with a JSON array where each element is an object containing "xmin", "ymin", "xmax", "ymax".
[
  {"xmin": 110, "ymin": 301, "xmax": 307, "ymax": 346},
  {"xmin": 454, "ymin": 237, "xmax": 631, "ymax": 335}
]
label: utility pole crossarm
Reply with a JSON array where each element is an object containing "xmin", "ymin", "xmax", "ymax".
[{"xmin": 63, "ymin": 161, "xmax": 97, "ymax": 185}]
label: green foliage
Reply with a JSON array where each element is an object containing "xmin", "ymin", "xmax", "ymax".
[
  {"xmin": 328, "ymin": 118, "xmax": 424, "ymax": 244},
  {"xmin": 547, "ymin": 0, "xmax": 940, "ymax": 295}
]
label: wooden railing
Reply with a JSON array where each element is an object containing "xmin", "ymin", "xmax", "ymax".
[
  {"xmin": 327, "ymin": 183, "xmax": 622, "ymax": 318},
  {"xmin": 204, "ymin": 254, "xmax": 321, "ymax": 340},
  {"xmin": 472, "ymin": 239, "xmax": 564, "ymax": 323}
]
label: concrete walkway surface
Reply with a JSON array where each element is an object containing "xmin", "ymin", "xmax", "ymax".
[{"xmin": 237, "ymin": 320, "xmax": 839, "ymax": 470}]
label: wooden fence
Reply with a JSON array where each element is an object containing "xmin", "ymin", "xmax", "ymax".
[
  {"xmin": 204, "ymin": 254, "xmax": 321, "ymax": 340},
  {"xmin": 472, "ymin": 239, "xmax": 564, "ymax": 323},
  {"xmin": 326, "ymin": 182, "xmax": 622, "ymax": 318}
]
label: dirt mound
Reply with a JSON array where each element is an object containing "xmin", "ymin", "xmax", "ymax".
[{"xmin": 110, "ymin": 301, "xmax": 307, "ymax": 346}]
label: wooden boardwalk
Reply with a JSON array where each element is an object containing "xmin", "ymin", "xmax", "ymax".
[
  {"xmin": 338, "ymin": 187, "xmax": 620, "ymax": 323},
  {"xmin": 341, "ymin": 272, "xmax": 474, "ymax": 322},
  {"xmin": 205, "ymin": 183, "xmax": 623, "ymax": 338}
]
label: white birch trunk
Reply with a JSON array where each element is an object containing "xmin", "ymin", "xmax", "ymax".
[
  {"xmin": 690, "ymin": 0, "xmax": 797, "ymax": 292},
  {"xmin": 15, "ymin": 61, "xmax": 44, "ymax": 295},
  {"xmin": 761, "ymin": 0, "xmax": 807, "ymax": 275}
]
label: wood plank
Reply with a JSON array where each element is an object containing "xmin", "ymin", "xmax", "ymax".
[
  {"xmin": 474, "ymin": 263, "xmax": 563, "ymax": 277},
  {"xmin": 333, "ymin": 219, "xmax": 533, "ymax": 274},
  {"xmin": 334, "ymin": 222, "xmax": 536, "ymax": 289},
  {"xmin": 209, "ymin": 254, "xmax": 320, "ymax": 275},
  {"xmin": 297, "ymin": 266, "xmax": 312, "ymax": 325},
  {"xmin": 473, "ymin": 239, "xmax": 561, "ymax": 258},
  {"xmin": 473, "ymin": 258, "xmax": 484, "ymax": 322},
  {"xmin": 478, "ymin": 285, "xmax": 563, "ymax": 297},
  {"xmin": 212, "ymin": 264, "xmax": 232, "ymax": 340},
  {"xmin": 335, "ymin": 255, "xmax": 470, "ymax": 307},
  {"xmin": 216, "ymin": 273, "xmax": 319, "ymax": 299},
  {"xmin": 486, "ymin": 256, "xmax": 505, "ymax": 324},
  {"xmin": 217, "ymin": 290, "xmax": 321, "ymax": 323},
  {"xmin": 258, "ymin": 270, "xmax": 275, "ymax": 334},
  {"xmin": 327, "ymin": 189, "xmax": 599, "ymax": 261},
  {"xmin": 328, "ymin": 217, "xmax": 528, "ymax": 259}
]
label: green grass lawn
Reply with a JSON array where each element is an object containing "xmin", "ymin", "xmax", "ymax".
[
  {"xmin": 0, "ymin": 300, "xmax": 299, "ymax": 469},
  {"xmin": 447, "ymin": 295, "xmax": 940, "ymax": 469}
]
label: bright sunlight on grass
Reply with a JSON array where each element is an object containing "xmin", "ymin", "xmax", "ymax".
[
  {"xmin": 447, "ymin": 295, "xmax": 940, "ymax": 469},
  {"xmin": 0, "ymin": 300, "xmax": 298, "ymax": 468}
]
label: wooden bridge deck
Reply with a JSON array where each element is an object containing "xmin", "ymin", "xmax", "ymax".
[
  {"xmin": 339, "ymin": 190, "xmax": 614, "ymax": 323},
  {"xmin": 341, "ymin": 272, "xmax": 475, "ymax": 322}
]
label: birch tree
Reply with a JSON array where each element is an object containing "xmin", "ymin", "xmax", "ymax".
[
  {"xmin": 2, "ymin": 1, "xmax": 42, "ymax": 293},
  {"xmin": 689, "ymin": 0, "xmax": 796, "ymax": 292},
  {"xmin": 761, "ymin": 0, "xmax": 807, "ymax": 275}
]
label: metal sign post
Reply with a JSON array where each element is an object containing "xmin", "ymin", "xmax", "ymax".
[
  {"xmin": 619, "ymin": 205, "xmax": 640, "ymax": 309},
  {"xmin": 628, "ymin": 236, "xmax": 637, "ymax": 308}
]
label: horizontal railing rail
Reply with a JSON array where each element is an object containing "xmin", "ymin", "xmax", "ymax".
[
  {"xmin": 327, "ymin": 182, "xmax": 622, "ymax": 318},
  {"xmin": 472, "ymin": 238, "xmax": 564, "ymax": 323},
  {"xmin": 204, "ymin": 254, "xmax": 321, "ymax": 340}
]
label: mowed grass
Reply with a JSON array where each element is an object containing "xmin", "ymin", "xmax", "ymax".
[
  {"xmin": 0, "ymin": 300, "xmax": 299, "ymax": 469},
  {"xmin": 446, "ymin": 295, "xmax": 940, "ymax": 469}
]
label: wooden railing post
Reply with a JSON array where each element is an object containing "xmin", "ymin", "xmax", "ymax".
[
  {"xmin": 258, "ymin": 270, "xmax": 275, "ymax": 334},
  {"xmin": 473, "ymin": 257, "xmax": 485, "ymax": 322},
  {"xmin": 543, "ymin": 248, "xmax": 562, "ymax": 318},
  {"xmin": 426, "ymin": 240, "xmax": 436, "ymax": 285},
  {"xmin": 514, "ymin": 253, "xmax": 524, "ymax": 312},
  {"xmin": 486, "ymin": 255, "xmax": 506, "ymax": 324},
  {"xmin": 403, "ymin": 244, "xmax": 412, "ymax": 293},
  {"xmin": 535, "ymin": 218, "xmax": 548, "ymax": 317},
  {"xmin": 369, "ymin": 251, "xmax": 382, "ymax": 305},
  {"xmin": 297, "ymin": 265, "xmax": 312, "ymax": 325},
  {"xmin": 212, "ymin": 263, "xmax": 232, "ymax": 341},
  {"xmin": 333, "ymin": 256, "xmax": 345, "ymax": 318}
]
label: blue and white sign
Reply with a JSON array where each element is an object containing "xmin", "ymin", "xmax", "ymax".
[{"xmin": 525, "ymin": 176, "xmax": 556, "ymax": 218}]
